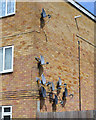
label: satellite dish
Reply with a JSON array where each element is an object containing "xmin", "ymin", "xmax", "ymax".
[
  {"xmin": 60, "ymin": 100, "xmax": 64, "ymax": 105},
  {"xmin": 40, "ymin": 86, "xmax": 46, "ymax": 98},
  {"xmin": 57, "ymin": 77, "xmax": 62, "ymax": 88},
  {"xmin": 65, "ymin": 88, "xmax": 68, "ymax": 97},
  {"xmin": 62, "ymin": 91, "xmax": 65, "ymax": 100},
  {"xmin": 35, "ymin": 55, "xmax": 49, "ymax": 65},
  {"xmin": 36, "ymin": 77, "xmax": 40, "ymax": 82},
  {"xmin": 35, "ymin": 57, "xmax": 41, "ymax": 62},
  {"xmin": 36, "ymin": 77, "xmax": 41, "ymax": 85},
  {"xmin": 41, "ymin": 74, "xmax": 46, "ymax": 85},
  {"xmin": 41, "ymin": 8, "xmax": 51, "ymax": 19},
  {"xmin": 51, "ymin": 82, "xmax": 55, "ymax": 91},
  {"xmin": 46, "ymin": 82, "xmax": 55, "ymax": 91},
  {"xmin": 53, "ymin": 95, "xmax": 58, "ymax": 105},
  {"xmin": 40, "ymin": 55, "xmax": 45, "ymax": 65},
  {"xmin": 41, "ymin": 8, "xmax": 47, "ymax": 18},
  {"xmin": 59, "ymin": 77, "xmax": 62, "ymax": 86},
  {"xmin": 62, "ymin": 87, "xmax": 68, "ymax": 100}
]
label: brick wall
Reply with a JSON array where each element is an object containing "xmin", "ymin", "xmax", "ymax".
[{"xmin": 0, "ymin": 1, "xmax": 95, "ymax": 118}]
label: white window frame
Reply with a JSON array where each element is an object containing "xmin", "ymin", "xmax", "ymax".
[
  {"xmin": 1, "ymin": 106, "xmax": 12, "ymax": 120},
  {"xmin": 0, "ymin": 45, "xmax": 14, "ymax": 74},
  {"xmin": 0, "ymin": 0, "xmax": 16, "ymax": 18}
]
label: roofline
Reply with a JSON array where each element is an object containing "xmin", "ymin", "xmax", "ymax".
[{"xmin": 67, "ymin": 0, "xmax": 96, "ymax": 22}]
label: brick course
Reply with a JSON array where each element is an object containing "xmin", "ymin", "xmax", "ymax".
[{"xmin": 0, "ymin": 1, "xmax": 94, "ymax": 118}]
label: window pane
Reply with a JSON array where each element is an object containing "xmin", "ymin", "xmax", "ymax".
[
  {"xmin": 7, "ymin": 0, "xmax": 15, "ymax": 14},
  {"xmin": 2, "ymin": 0, "xmax": 6, "ymax": 17},
  {"xmin": 0, "ymin": 48, "xmax": 3, "ymax": 72},
  {"xmin": 4, "ymin": 115, "xmax": 10, "ymax": 120},
  {"xmin": 5, "ymin": 47, "xmax": 12, "ymax": 70},
  {"xmin": 4, "ymin": 107, "xmax": 10, "ymax": 112}
]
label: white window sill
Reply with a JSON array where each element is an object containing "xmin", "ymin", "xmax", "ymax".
[
  {"xmin": 0, "ymin": 13, "xmax": 15, "ymax": 19},
  {"xmin": 0, "ymin": 69, "xmax": 13, "ymax": 74}
]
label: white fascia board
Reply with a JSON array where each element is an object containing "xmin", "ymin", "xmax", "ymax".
[{"xmin": 67, "ymin": 0, "xmax": 96, "ymax": 22}]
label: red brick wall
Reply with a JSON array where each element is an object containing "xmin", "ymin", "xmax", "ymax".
[{"xmin": 0, "ymin": 2, "xmax": 94, "ymax": 118}]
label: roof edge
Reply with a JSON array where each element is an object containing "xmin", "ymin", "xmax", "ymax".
[{"xmin": 67, "ymin": 0, "xmax": 96, "ymax": 22}]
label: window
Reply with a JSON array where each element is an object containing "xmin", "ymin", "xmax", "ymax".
[
  {"xmin": 4, "ymin": 115, "xmax": 11, "ymax": 120},
  {"xmin": 0, "ymin": 0, "xmax": 15, "ymax": 18},
  {"xmin": 0, "ymin": 106, "xmax": 12, "ymax": 120},
  {"xmin": 4, "ymin": 107, "xmax": 10, "ymax": 112},
  {"xmin": 0, "ymin": 46, "xmax": 14, "ymax": 74}
]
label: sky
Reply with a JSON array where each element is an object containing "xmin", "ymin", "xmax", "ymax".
[{"xmin": 76, "ymin": 1, "xmax": 96, "ymax": 16}]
